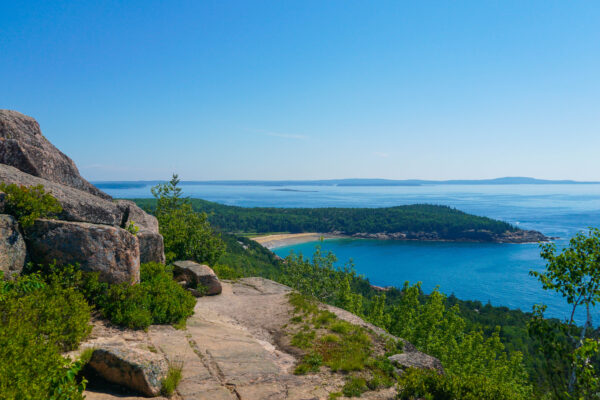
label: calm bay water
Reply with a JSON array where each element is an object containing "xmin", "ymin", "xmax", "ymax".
[{"xmin": 103, "ymin": 183, "xmax": 600, "ymax": 324}]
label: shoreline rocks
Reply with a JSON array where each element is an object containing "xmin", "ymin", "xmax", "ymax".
[{"xmin": 348, "ymin": 228, "xmax": 551, "ymax": 244}]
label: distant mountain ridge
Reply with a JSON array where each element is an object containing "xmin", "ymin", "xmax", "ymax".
[{"xmin": 94, "ymin": 177, "xmax": 599, "ymax": 189}]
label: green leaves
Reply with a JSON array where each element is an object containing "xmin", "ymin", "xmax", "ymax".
[
  {"xmin": 152, "ymin": 175, "xmax": 225, "ymax": 265},
  {"xmin": 0, "ymin": 272, "xmax": 90, "ymax": 399},
  {"xmin": 529, "ymin": 228, "xmax": 600, "ymax": 398},
  {"xmin": 0, "ymin": 182, "xmax": 62, "ymax": 228},
  {"xmin": 94, "ymin": 262, "xmax": 196, "ymax": 330},
  {"xmin": 391, "ymin": 283, "xmax": 532, "ymax": 399}
]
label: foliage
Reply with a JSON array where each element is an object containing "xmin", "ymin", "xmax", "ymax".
[
  {"xmin": 0, "ymin": 272, "xmax": 90, "ymax": 400},
  {"xmin": 342, "ymin": 376, "xmax": 368, "ymax": 397},
  {"xmin": 134, "ymin": 197, "xmax": 517, "ymax": 240},
  {"xmin": 153, "ymin": 230, "xmax": 584, "ymax": 397},
  {"xmin": 390, "ymin": 282, "xmax": 533, "ymax": 399},
  {"xmin": 0, "ymin": 182, "xmax": 62, "ymax": 228},
  {"xmin": 398, "ymin": 368, "xmax": 526, "ymax": 400},
  {"xmin": 287, "ymin": 293, "xmax": 395, "ymax": 392},
  {"xmin": 126, "ymin": 221, "xmax": 139, "ymax": 235},
  {"xmin": 91, "ymin": 262, "xmax": 196, "ymax": 330},
  {"xmin": 151, "ymin": 175, "xmax": 225, "ymax": 264},
  {"xmin": 529, "ymin": 228, "xmax": 600, "ymax": 398},
  {"xmin": 161, "ymin": 360, "xmax": 184, "ymax": 397}
]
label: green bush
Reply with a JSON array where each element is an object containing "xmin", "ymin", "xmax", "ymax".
[
  {"xmin": 92, "ymin": 262, "xmax": 196, "ymax": 330},
  {"xmin": 398, "ymin": 368, "xmax": 527, "ymax": 400},
  {"xmin": 0, "ymin": 272, "xmax": 90, "ymax": 399},
  {"xmin": 152, "ymin": 175, "xmax": 225, "ymax": 265},
  {"xmin": 0, "ymin": 183, "xmax": 62, "ymax": 228},
  {"xmin": 342, "ymin": 376, "xmax": 368, "ymax": 397}
]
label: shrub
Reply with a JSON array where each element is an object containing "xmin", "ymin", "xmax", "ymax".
[
  {"xmin": 0, "ymin": 272, "xmax": 90, "ymax": 399},
  {"xmin": 342, "ymin": 376, "xmax": 368, "ymax": 397},
  {"xmin": 0, "ymin": 183, "xmax": 62, "ymax": 228},
  {"xmin": 152, "ymin": 175, "xmax": 225, "ymax": 265},
  {"xmin": 398, "ymin": 368, "xmax": 527, "ymax": 400},
  {"xmin": 92, "ymin": 262, "xmax": 196, "ymax": 330}
]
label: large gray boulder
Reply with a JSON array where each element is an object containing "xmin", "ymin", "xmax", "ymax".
[
  {"xmin": 116, "ymin": 200, "xmax": 165, "ymax": 264},
  {"xmin": 173, "ymin": 260, "xmax": 222, "ymax": 296},
  {"xmin": 88, "ymin": 345, "xmax": 168, "ymax": 397},
  {"xmin": 0, "ymin": 164, "xmax": 123, "ymax": 226},
  {"xmin": 0, "ymin": 214, "xmax": 26, "ymax": 278},
  {"xmin": 137, "ymin": 231, "xmax": 166, "ymax": 264},
  {"xmin": 0, "ymin": 110, "xmax": 111, "ymax": 200},
  {"xmin": 26, "ymin": 219, "xmax": 140, "ymax": 283}
]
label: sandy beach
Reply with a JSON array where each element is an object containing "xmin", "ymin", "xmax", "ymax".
[{"xmin": 251, "ymin": 233, "xmax": 340, "ymax": 249}]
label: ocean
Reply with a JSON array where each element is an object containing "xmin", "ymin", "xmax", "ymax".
[{"xmin": 101, "ymin": 182, "xmax": 600, "ymax": 324}]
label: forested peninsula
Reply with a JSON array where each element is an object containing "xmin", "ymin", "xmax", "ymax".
[{"xmin": 133, "ymin": 198, "xmax": 549, "ymax": 243}]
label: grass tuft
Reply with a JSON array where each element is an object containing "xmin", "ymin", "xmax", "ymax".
[{"xmin": 160, "ymin": 360, "xmax": 183, "ymax": 397}]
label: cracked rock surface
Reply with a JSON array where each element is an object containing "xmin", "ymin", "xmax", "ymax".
[{"xmin": 81, "ymin": 278, "xmax": 407, "ymax": 400}]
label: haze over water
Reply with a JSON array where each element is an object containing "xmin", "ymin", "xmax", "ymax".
[{"xmin": 104, "ymin": 182, "xmax": 600, "ymax": 324}]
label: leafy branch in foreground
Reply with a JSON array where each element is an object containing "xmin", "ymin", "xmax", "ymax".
[{"xmin": 529, "ymin": 228, "xmax": 600, "ymax": 399}]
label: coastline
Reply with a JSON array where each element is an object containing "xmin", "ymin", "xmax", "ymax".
[
  {"xmin": 251, "ymin": 233, "xmax": 342, "ymax": 249},
  {"xmin": 251, "ymin": 229, "xmax": 551, "ymax": 249}
]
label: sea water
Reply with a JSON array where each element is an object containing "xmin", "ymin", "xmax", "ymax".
[{"xmin": 101, "ymin": 182, "xmax": 600, "ymax": 324}]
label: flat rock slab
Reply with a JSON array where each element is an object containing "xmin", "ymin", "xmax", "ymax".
[{"xmin": 83, "ymin": 278, "xmax": 402, "ymax": 400}]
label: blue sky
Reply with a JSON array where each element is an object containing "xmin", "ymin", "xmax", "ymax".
[{"xmin": 1, "ymin": 1, "xmax": 599, "ymax": 181}]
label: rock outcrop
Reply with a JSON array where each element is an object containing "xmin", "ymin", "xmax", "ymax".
[
  {"xmin": 117, "ymin": 200, "xmax": 165, "ymax": 264},
  {"xmin": 0, "ymin": 215, "xmax": 26, "ymax": 278},
  {"xmin": 87, "ymin": 345, "xmax": 168, "ymax": 397},
  {"xmin": 0, "ymin": 164, "xmax": 123, "ymax": 226},
  {"xmin": 389, "ymin": 352, "xmax": 444, "ymax": 375},
  {"xmin": 0, "ymin": 110, "xmax": 111, "ymax": 200},
  {"xmin": 0, "ymin": 110, "xmax": 166, "ymax": 278},
  {"xmin": 26, "ymin": 219, "xmax": 140, "ymax": 284},
  {"xmin": 173, "ymin": 260, "xmax": 222, "ymax": 296}
]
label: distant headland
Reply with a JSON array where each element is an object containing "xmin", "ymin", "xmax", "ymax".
[{"xmin": 94, "ymin": 177, "xmax": 599, "ymax": 189}]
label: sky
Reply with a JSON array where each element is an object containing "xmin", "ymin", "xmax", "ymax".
[{"xmin": 1, "ymin": 1, "xmax": 599, "ymax": 181}]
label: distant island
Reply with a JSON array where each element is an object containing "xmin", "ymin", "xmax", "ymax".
[
  {"xmin": 95, "ymin": 176, "xmax": 599, "ymax": 189},
  {"xmin": 132, "ymin": 198, "xmax": 550, "ymax": 244},
  {"xmin": 272, "ymin": 188, "xmax": 318, "ymax": 192}
]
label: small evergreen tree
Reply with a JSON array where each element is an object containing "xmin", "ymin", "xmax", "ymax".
[{"xmin": 152, "ymin": 175, "xmax": 225, "ymax": 265}]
